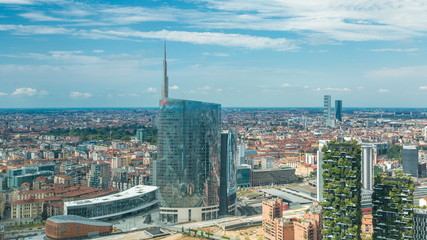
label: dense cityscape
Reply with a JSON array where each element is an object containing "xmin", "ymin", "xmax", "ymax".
[
  {"xmin": 1, "ymin": 62, "xmax": 427, "ymax": 239},
  {"xmin": 2, "ymin": 0, "xmax": 427, "ymax": 240}
]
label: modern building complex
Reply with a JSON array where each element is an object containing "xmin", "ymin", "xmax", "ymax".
[
  {"xmin": 45, "ymin": 215, "xmax": 112, "ymax": 240},
  {"xmin": 152, "ymin": 44, "xmax": 222, "ymax": 223},
  {"xmin": 321, "ymin": 141, "xmax": 362, "ymax": 239},
  {"xmin": 335, "ymin": 100, "xmax": 342, "ymax": 122},
  {"xmin": 402, "ymin": 145, "xmax": 419, "ymax": 177},
  {"xmin": 7, "ymin": 164, "xmax": 55, "ymax": 188},
  {"xmin": 219, "ymin": 130, "xmax": 237, "ymax": 216},
  {"xmin": 64, "ymin": 185, "xmax": 158, "ymax": 220},
  {"xmin": 372, "ymin": 172, "xmax": 414, "ymax": 239}
]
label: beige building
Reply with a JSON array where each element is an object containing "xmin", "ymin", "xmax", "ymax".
[
  {"xmin": 262, "ymin": 199, "xmax": 322, "ymax": 240},
  {"xmin": 11, "ymin": 196, "xmax": 44, "ymax": 219},
  {"xmin": 54, "ymin": 175, "xmax": 74, "ymax": 186}
]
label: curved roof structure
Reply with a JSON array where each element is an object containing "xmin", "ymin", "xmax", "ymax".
[{"xmin": 47, "ymin": 215, "xmax": 112, "ymax": 227}]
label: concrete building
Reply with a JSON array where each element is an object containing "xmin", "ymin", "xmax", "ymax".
[
  {"xmin": 402, "ymin": 145, "xmax": 419, "ymax": 177},
  {"xmin": 262, "ymin": 199, "xmax": 322, "ymax": 240},
  {"xmin": 87, "ymin": 162, "xmax": 110, "ymax": 190},
  {"xmin": 11, "ymin": 196, "xmax": 44, "ymax": 219}
]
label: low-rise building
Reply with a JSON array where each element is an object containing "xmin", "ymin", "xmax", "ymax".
[{"xmin": 11, "ymin": 196, "xmax": 44, "ymax": 219}]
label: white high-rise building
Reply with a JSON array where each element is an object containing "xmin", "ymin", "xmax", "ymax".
[
  {"xmin": 361, "ymin": 143, "xmax": 375, "ymax": 191},
  {"xmin": 316, "ymin": 140, "xmax": 329, "ymax": 202}
]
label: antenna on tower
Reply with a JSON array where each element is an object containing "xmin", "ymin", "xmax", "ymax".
[{"xmin": 161, "ymin": 40, "xmax": 169, "ymax": 98}]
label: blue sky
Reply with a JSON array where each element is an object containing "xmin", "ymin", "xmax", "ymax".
[{"xmin": 1, "ymin": 0, "xmax": 427, "ymax": 108}]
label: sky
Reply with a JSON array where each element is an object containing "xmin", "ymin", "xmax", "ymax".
[{"xmin": 1, "ymin": 0, "xmax": 427, "ymax": 108}]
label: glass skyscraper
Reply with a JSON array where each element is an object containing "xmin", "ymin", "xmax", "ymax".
[{"xmin": 153, "ymin": 98, "xmax": 221, "ymax": 223}]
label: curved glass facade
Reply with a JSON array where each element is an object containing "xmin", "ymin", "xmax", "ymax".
[
  {"xmin": 155, "ymin": 98, "xmax": 221, "ymax": 210},
  {"xmin": 64, "ymin": 186, "xmax": 158, "ymax": 220}
]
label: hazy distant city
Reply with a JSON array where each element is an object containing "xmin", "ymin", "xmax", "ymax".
[{"xmin": 2, "ymin": 0, "xmax": 427, "ymax": 240}]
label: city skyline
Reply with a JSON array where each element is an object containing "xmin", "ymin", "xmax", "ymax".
[{"xmin": 1, "ymin": 0, "xmax": 427, "ymax": 108}]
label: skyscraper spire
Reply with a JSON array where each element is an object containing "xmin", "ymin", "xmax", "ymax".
[{"xmin": 162, "ymin": 40, "xmax": 169, "ymax": 98}]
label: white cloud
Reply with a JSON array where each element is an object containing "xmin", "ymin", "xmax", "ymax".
[
  {"xmin": 118, "ymin": 93, "xmax": 140, "ymax": 97},
  {"xmin": 93, "ymin": 49, "xmax": 104, "ymax": 53},
  {"xmin": 216, "ymin": 88, "xmax": 223, "ymax": 92},
  {"xmin": 419, "ymin": 86, "xmax": 427, "ymax": 90},
  {"xmin": 170, "ymin": 85, "xmax": 179, "ymax": 90},
  {"xmin": 315, "ymin": 87, "xmax": 351, "ymax": 92},
  {"xmin": 0, "ymin": 24, "xmax": 71, "ymax": 35},
  {"xmin": 83, "ymin": 29, "xmax": 297, "ymax": 51},
  {"xmin": 370, "ymin": 48, "xmax": 420, "ymax": 52},
  {"xmin": 197, "ymin": 0, "xmax": 427, "ymax": 41},
  {"xmin": 378, "ymin": 88, "xmax": 389, "ymax": 93},
  {"xmin": 0, "ymin": 0, "xmax": 33, "ymax": 4},
  {"xmin": 367, "ymin": 65, "xmax": 427, "ymax": 78},
  {"xmin": 281, "ymin": 83, "xmax": 290, "ymax": 87},
  {"xmin": 0, "ymin": 92, "xmax": 7, "ymax": 96},
  {"xmin": 202, "ymin": 52, "xmax": 230, "ymax": 57},
  {"xmin": 146, "ymin": 87, "xmax": 157, "ymax": 93},
  {"xmin": 201, "ymin": 85, "xmax": 211, "ymax": 90},
  {"xmin": 12, "ymin": 87, "xmax": 37, "ymax": 96},
  {"xmin": 69, "ymin": 91, "xmax": 92, "ymax": 98},
  {"xmin": 303, "ymin": 85, "xmax": 309, "ymax": 89},
  {"xmin": 19, "ymin": 12, "xmax": 63, "ymax": 21}
]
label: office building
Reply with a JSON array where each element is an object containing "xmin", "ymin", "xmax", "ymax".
[
  {"xmin": 237, "ymin": 164, "xmax": 251, "ymax": 187},
  {"xmin": 7, "ymin": 164, "xmax": 55, "ymax": 188},
  {"xmin": 87, "ymin": 161, "xmax": 110, "ymax": 190},
  {"xmin": 414, "ymin": 208, "xmax": 427, "ymax": 240},
  {"xmin": 321, "ymin": 141, "xmax": 362, "ymax": 239},
  {"xmin": 362, "ymin": 143, "xmax": 375, "ymax": 191},
  {"xmin": 323, "ymin": 95, "xmax": 332, "ymax": 127},
  {"xmin": 64, "ymin": 185, "xmax": 158, "ymax": 220},
  {"xmin": 153, "ymin": 44, "xmax": 222, "ymax": 223},
  {"xmin": 136, "ymin": 128, "xmax": 146, "ymax": 141},
  {"xmin": 372, "ymin": 172, "xmax": 414, "ymax": 239},
  {"xmin": 335, "ymin": 100, "xmax": 342, "ymax": 122},
  {"xmin": 219, "ymin": 130, "xmax": 237, "ymax": 216},
  {"xmin": 402, "ymin": 145, "xmax": 418, "ymax": 177},
  {"xmin": 316, "ymin": 140, "xmax": 329, "ymax": 202}
]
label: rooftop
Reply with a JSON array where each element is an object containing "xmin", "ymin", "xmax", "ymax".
[
  {"xmin": 47, "ymin": 215, "xmax": 112, "ymax": 227},
  {"xmin": 64, "ymin": 185, "xmax": 157, "ymax": 207}
]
